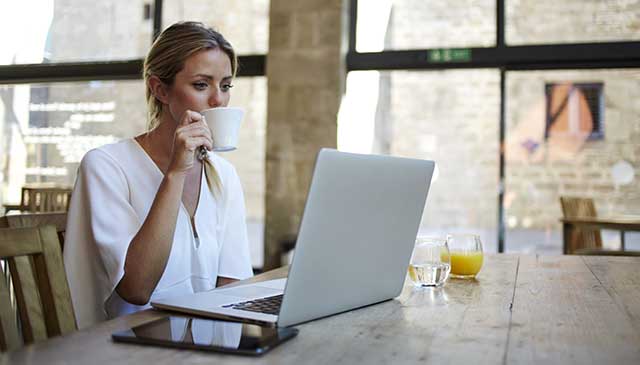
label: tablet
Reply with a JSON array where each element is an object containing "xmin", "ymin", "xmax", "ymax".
[{"xmin": 112, "ymin": 316, "xmax": 298, "ymax": 356}]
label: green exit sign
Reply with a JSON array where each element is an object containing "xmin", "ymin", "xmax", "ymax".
[{"xmin": 428, "ymin": 48, "xmax": 472, "ymax": 63}]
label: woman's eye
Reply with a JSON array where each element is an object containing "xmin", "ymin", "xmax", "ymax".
[
  {"xmin": 193, "ymin": 82, "xmax": 208, "ymax": 90},
  {"xmin": 221, "ymin": 83, "xmax": 234, "ymax": 92}
]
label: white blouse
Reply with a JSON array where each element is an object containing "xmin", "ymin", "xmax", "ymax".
[{"xmin": 63, "ymin": 139, "xmax": 253, "ymax": 329}]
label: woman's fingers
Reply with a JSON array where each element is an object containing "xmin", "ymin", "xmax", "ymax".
[
  {"xmin": 176, "ymin": 118, "xmax": 213, "ymax": 148},
  {"xmin": 179, "ymin": 110, "xmax": 203, "ymax": 126},
  {"xmin": 177, "ymin": 121, "xmax": 210, "ymax": 135},
  {"xmin": 183, "ymin": 136, "xmax": 213, "ymax": 152},
  {"xmin": 168, "ymin": 110, "xmax": 213, "ymax": 173},
  {"xmin": 176, "ymin": 127, "xmax": 212, "ymax": 148}
]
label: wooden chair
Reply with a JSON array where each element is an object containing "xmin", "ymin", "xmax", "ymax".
[
  {"xmin": 560, "ymin": 196, "xmax": 602, "ymax": 254},
  {"xmin": 4, "ymin": 186, "xmax": 72, "ymax": 214},
  {"xmin": 0, "ymin": 225, "xmax": 76, "ymax": 352},
  {"xmin": 0, "ymin": 212, "xmax": 67, "ymax": 250},
  {"xmin": 22, "ymin": 187, "xmax": 72, "ymax": 213}
]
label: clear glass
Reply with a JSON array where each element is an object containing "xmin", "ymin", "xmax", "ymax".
[
  {"xmin": 162, "ymin": 0, "xmax": 269, "ymax": 54},
  {"xmin": 0, "ymin": 0, "xmax": 152, "ymax": 65},
  {"xmin": 338, "ymin": 69, "xmax": 500, "ymax": 251},
  {"xmin": 446, "ymin": 234, "xmax": 484, "ymax": 279},
  {"xmin": 356, "ymin": 0, "xmax": 496, "ymax": 52},
  {"xmin": 408, "ymin": 237, "xmax": 451, "ymax": 288},
  {"xmin": 506, "ymin": 0, "xmax": 640, "ymax": 45},
  {"xmin": 504, "ymin": 69, "xmax": 640, "ymax": 253}
]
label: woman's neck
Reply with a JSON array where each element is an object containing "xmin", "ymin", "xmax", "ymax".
[{"xmin": 138, "ymin": 114, "xmax": 176, "ymax": 172}]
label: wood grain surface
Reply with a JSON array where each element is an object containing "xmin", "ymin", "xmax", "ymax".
[{"xmin": 2, "ymin": 255, "xmax": 639, "ymax": 364}]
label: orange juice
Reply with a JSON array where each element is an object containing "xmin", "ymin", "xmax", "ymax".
[{"xmin": 449, "ymin": 251, "xmax": 483, "ymax": 277}]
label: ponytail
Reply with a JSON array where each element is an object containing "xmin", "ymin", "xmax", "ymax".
[{"xmin": 203, "ymin": 155, "xmax": 222, "ymax": 198}]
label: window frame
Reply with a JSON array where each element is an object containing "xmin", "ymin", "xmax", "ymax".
[
  {"xmin": 347, "ymin": 0, "xmax": 640, "ymax": 252},
  {"xmin": 0, "ymin": 0, "xmax": 265, "ymax": 84}
]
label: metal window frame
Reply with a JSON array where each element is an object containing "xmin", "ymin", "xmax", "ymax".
[
  {"xmin": 0, "ymin": 0, "xmax": 265, "ymax": 85},
  {"xmin": 348, "ymin": 0, "xmax": 640, "ymax": 252}
]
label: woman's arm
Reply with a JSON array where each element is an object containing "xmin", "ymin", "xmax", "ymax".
[
  {"xmin": 116, "ymin": 111, "xmax": 213, "ymax": 305},
  {"xmin": 115, "ymin": 170, "xmax": 186, "ymax": 305}
]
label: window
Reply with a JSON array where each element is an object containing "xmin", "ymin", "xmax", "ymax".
[
  {"xmin": 545, "ymin": 82, "xmax": 604, "ymax": 141},
  {"xmin": 356, "ymin": 0, "xmax": 496, "ymax": 52},
  {"xmin": 350, "ymin": 0, "xmax": 640, "ymax": 253},
  {"xmin": 0, "ymin": 0, "xmax": 153, "ymax": 65},
  {"xmin": 162, "ymin": 0, "xmax": 269, "ymax": 54},
  {"xmin": 0, "ymin": 80, "xmax": 146, "ymax": 201},
  {"xmin": 0, "ymin": 0, "xmax": 269, "ymax": 268},
  {"xmin": 506, "ymin": 0, "xmax": 640, "ymax": 45},
  {"xmin": 505, "ymin": 69, "xmax": 640, "ymax": 253},
  {"xmin": 339, "ymin": 69, "xmax": 500, "ymax": 251}
]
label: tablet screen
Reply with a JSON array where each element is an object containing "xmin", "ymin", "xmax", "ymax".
[{"xmin": 112, "ymin": 316, "xmax": 298, "ymax": 356}]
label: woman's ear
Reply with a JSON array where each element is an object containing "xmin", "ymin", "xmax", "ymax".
[{"xmin": 148, "ymin": 75, "xmax": 170, "ymax": 105}]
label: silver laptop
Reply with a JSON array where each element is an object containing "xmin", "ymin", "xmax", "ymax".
[{"xmin": 151, "ymin": 148, "xmax": 435, "ymax": 327}]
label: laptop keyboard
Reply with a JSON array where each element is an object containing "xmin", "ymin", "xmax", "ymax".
[{"xmin": 222, "ymin": 294, "xmax": 283, "ymax": 315}]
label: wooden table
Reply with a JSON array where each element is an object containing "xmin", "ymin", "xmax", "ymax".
[
  {"xmin": 2, "ymin": 254, "xmax": 640, "ymax": 364},
  {"xmin": 561, "ymin": 216, "xmax": 640, "ymax": 253}
]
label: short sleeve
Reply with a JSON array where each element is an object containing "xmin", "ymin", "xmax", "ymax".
[
  {"xmin": 217, "ymin": 165, "xmax": 253, "ymax": 280},
  {"xmin": 82, "ymin": 149, "xmax": 141, "ymax": 290}
]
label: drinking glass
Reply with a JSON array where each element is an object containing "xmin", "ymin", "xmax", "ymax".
[
  {"xmin": 408, "ymin": 237, "xmax": 451, "ymax": 287},
  {"xmin": 446, "ymin": 234, "xmax": 483, "ymax": 279}
]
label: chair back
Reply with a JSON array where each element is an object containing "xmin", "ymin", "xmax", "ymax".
[
  {"xmin": 560, "ymin": 196, "xmax": 602, "ymax": 253},
  {"xmin": 0, "ymin": 225, "xmax": 76, "ymax": 352},
  {"xmin": 21, "ymin": 187, "xmax": 72, "ymax": 213},
  {"xmin": 0, "ymin": 212, "xmax": 67, "ymax": 250}
]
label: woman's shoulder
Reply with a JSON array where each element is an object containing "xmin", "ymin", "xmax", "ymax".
[{"xmin": 80, "ymin": 138, "xmax": 139, "ymax": 171}]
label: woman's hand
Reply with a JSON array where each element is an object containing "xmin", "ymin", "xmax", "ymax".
[{"xmin": 167, "ymin": 110, "xmax": 213, "ymax": 173}]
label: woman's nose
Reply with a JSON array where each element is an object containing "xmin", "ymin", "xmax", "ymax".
[{"xmin": 208, "ymin": 89, "xmax": 223, "ymax": 108}]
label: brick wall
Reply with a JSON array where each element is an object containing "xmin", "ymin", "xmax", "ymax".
[
  {"xmin": 389, "ymin": 0, "xmax": 495, "ymax": 49},
  {"xmin": 362, "ymin": 1, "xmax": 640, "ymax": 251},
  {"xmin": 49, "ymin": 0, "xmax": 151, "ymax": 61},
  {"xmin": 162, "ymin": 0, "xmax": 269, "ymax": 54},
  {"xmin": 507, "ymin": 0, "xmax": 640, "ymax": 44},
  {"xmin": 505, "ymin": 70, "xmax": 640, "ymax": 231},
  {"xmin": 389, "ymin": 70, "xmax": 500, "ymax": 234}
]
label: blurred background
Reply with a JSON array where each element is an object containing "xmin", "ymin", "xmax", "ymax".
[{"xmin": 1, "ymin": 0, "xmax": 639, "ymax": 271}]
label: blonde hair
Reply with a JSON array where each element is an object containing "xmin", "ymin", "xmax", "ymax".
[{"xmin": 143, "ymin": 21, "xmax": 238, "ymax": 197}]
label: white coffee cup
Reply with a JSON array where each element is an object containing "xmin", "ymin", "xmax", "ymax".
[{"xmin": 200, "ymin": 107, "xmax": 244, "ymax": 152}]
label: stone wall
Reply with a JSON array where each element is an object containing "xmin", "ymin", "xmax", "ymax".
[{"xmin": 264, "ymin": 0, "xmax": 346, "ymax": 269}]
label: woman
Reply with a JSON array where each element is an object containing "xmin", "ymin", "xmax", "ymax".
[{"xmin": 64, "ymin": 22, "xmax": 253, "ymax": 329}]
